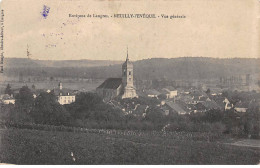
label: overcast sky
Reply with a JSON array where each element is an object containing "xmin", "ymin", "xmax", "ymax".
[{"xmin": 1, "ymin": 0, "xmax": 259, "ymax": 60}]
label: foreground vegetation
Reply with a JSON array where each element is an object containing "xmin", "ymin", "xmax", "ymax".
[{"xmin": 0, "ymin": 128, "xmax": 259, "ymax": 165}]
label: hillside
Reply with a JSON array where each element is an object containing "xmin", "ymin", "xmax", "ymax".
[
  {"xmin": 3, "ymin": 57, "xmax": 260, "ymax": 80},
  {"xmin": 4, "ymin": 58, "xmax": 123, "ymax": 68}
]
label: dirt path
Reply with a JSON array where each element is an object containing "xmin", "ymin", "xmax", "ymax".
[{"xmin": 226, "ymin": 139, "xmax": 260, "ymax": 148}]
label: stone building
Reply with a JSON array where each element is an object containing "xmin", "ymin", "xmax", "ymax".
[
  {"xmin": 53, "ymin": 82, "xmax": 76, "ymax": 105},
  {"xmin": 96, "ymin": 78, "xmax": 123, "ymax": 100},
  {"xmin": 96, "ymin": 49, "xmax": 138, "ymax": 100}
]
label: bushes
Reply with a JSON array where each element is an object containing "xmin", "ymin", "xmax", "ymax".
[
  {"xmin": 15, "ymin": 86, "xmax": 34, "ymax": 113},
  {"xmin": 30, "ymin": 92, "xmax": 70, "ymax": 126},
  {"xmin": 0, "ymin": 104, "xmax": 33, "ymax": 124}
]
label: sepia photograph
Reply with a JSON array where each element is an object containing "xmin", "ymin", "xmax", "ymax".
[{"xmin": 0, "ymin": 0, "xmax": 259, "ymax": 165}]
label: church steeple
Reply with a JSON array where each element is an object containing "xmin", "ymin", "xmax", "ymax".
[
  {"xmin": 121, "ymin": 47, "xmax": 138, "ymax": 99},
  {"xmin": 126, "ymin": 46, "xmax": 129, "ymax": 61}
]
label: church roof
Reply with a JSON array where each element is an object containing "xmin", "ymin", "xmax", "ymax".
[{"xmin": 97, "ymin": 78, "xmax": 122, "ymax": 89}]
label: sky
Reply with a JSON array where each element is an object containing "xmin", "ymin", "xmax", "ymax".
[{"xmin": 1, "ymin": 0, "xmax": 259, "ymax": 60}]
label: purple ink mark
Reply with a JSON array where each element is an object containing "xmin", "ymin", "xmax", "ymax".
[{"xmin": 41, "ymin": 5, "xmax": 50, "ymax": 19}]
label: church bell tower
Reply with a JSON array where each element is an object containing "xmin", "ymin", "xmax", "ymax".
[{"xmin": 121, "ymin": 47, "xmax": 138, "ymax": 99}]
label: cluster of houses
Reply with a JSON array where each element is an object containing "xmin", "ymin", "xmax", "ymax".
[
  {"xmin": 0, "ymin": 81, "xmax": 256, "ymax": 119},
  {"xmin": 106, "ymin": 86, "xmax": 256, "ymax": 118}
]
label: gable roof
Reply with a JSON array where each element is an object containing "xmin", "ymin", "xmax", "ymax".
[
  {"xmin": 235, "ymin": 101, "xmax": 249, "ymax": 108},
  {"xmin": 165, "ymin": 101, "xmax": 187, "ymax": 114},
  {"xmin": 177, "ymin": 100, "xmax": 194, "ymax": 112},
  {"xmin": 160, "ymin": 89, "xmax": 169, "ymax": 95},
  {"xmin": 0, "ymin": 94, "xmax": 15, "ymax": 100},
  {"xmin": 163, "ymin": 86, "xmax": 176, "ymax": 91},
  {"xmin": 97, "ymin": 78, "xmax": 122, "ymax": 89},
  {"xmin": 145, "ymin": 89, "xmax": 161, "ymax": 96},
  {"xmin": 52, "ymin": 88, "xmax": 75, "ymax": 96},
  {"xmin": 190, "ymin": 90, "xmax": 207, "ymax": 97},
  {"xmin": 201, "ymin": 100, "xmax": 221, "ymax": 110}
]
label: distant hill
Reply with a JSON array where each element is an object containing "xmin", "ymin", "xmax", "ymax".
[
  {"xmin": 133, "ymin": 57, "xmax": 260, "ymax": 80},
  {"xmin": 5, "ymin": 58, "xmax": 42, "ymax": 68},
  {"xmin": 5, "ymin": 58, "xmax": 123, "ymax": 68},
  {"xmin": 3, "ymin": 57, "xmax": 260, "ymax": 80},
  {"xmin": 36, "ymin": 60, "xmax": 123, "ymax": 68}
]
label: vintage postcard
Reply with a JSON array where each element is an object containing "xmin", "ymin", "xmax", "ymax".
[{"xmin": 0, "ymin": 0, "xmax": 259, "ymax": 165}]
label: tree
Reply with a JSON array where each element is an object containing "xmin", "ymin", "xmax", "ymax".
[
  {"xmin": 31, "ymin": 84, "xmax": 36, "ymax": 90},
  {"xmin": 243, "ymin": 100, "xmax": 260, "ymax": 137},
  {"xmin": 31, "ymin": 92, "xmax": 70, "ymax": 125},
  {"xmin": 67, "ymin": 92, "xmax": 103, "ymax": 119},
  {"xmin": 203, "ymin": 109, "xmax": 224, "ymax": 123},
  {"xmin": 4, "ymin": 84, "xmax": 13, "ymax": 96},
  {"xmin": 65, "ymin": 92, "xmax": 125, "ymax": 128},
  {"xmin": 145, "ymin": 107, "xmax": 165, "ymax": 123},
  {"xmin": 15, "ymin": 86, "xmax": 34, "ymax": 113}
]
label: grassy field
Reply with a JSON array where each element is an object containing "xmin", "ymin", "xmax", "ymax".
[{"xmin": 0, "ymin": 128, "xmax": 259, "ymax": 165}]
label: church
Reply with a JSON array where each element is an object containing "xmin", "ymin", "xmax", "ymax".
[{"xmin": 96, "ymin": 49, "xmax": 138, "ymax": 101}]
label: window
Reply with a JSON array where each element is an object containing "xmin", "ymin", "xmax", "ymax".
[{"xmin": 129, "ymin": 71, "xmax": 131, "ymax": 75}]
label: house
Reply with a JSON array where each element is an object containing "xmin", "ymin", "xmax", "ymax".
[
  {"xmin": 209, "ymin": 88, "xmax": 223, "ymax": 96},
  {"xmin": 200, "ymin": 100, "xmax": 221, "ymax": 110},
  {"xmin": 191, "ymin": 95, "xmax": 210, "ymax": 104},
  {"xmin": 162, "ymin": 86, "xmax": 178, "ymax": 99},
  {"xmin": 52, "ymin": 82, "xmax": 76, "ymax": 105},
  {"xmin": 177, "ymin": 100, "xmax": 195, "ymax": 113},
  {"xmin": 159, "ymin": 90, "xmax": 170, "ymax": 99},
  {"xmin": 0, "ymin": 94, "xmax": 15, "ymax": 104},
  {"xmin": 96, "ymin": 49, "xmax": 138, "ymax": 100},
  {"xmin": 234, "ymin": 101, "xmax": 248, "ymax": 113},
  {"xmin": 179, "ymin": 95, "xmax": 194, "ymax": 104},
  {"xmin": 190, "ymin": 90, "xmax": 208, "ymax": 97},
  {"xmin": 145, "ymin": 89, "xmax": 161, "ymax": 98}
]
